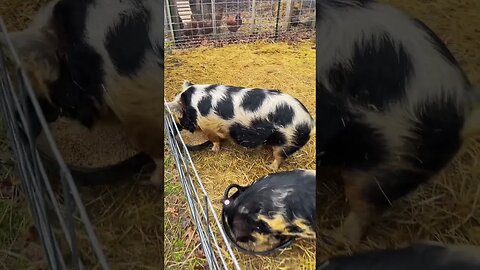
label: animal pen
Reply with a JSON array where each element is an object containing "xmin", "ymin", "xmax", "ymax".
[
  {"xmin": 164, "ymin": 0, "xmax": 315, "ymax": 48},
  {"xmin": 163, "ymin": 0, "xmax": 316, "ymax": 268}
]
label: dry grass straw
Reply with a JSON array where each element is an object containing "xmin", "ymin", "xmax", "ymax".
[
  {"xmin": 317, "ymin": 0, "xmax": 480, "ymax": 262},
  {"xmin": 164, "ymin": 40, "xmax": 316, "ymax": 269}
]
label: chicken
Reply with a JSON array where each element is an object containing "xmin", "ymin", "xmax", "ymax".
[
  {"xmin": 182, "ymin": 14, "xmax": 200, "ymax": 37},
  {"xmin": 226, "ymin": 13, "xmax": 242, "ymax": 33},
  {"xmin": 200, "ymin": 20, "xmax": 214, "ymax": 35},
  {"xmin": 215, "ymin": 6, "xmax": 224, "ymax": 27}
]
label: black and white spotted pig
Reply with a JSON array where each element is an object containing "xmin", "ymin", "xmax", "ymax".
[
  {"xmin": 316, "ymin": 0, "xmax": 480, "ymax": 243},
  {"xmin": 318, "ymin": 242, "xmax": 480, "ymax": 270},
  {"xmin": 166, "ymin": 81, "xmax": 315, "ymax": 169},
  {"xmin": 0, "ymin": 0, "xmax": 164, "ymax": 186},
  {"xmin": 222, "ymin": 169, "xmax": 315, "ymax": 247}
]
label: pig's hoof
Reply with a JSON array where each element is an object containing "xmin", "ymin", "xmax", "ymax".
[
  {"xmin": 340, "ymin": 216, "xmax": 363, "ymax": 246},
  {"xmin": 211, "ymin": 144, "xmax": 221, "ymax": 152},
  {"xmin": 269, "ymin": 161, "xmax": 280, "ymax": 170},
  {"xmin": 140, "ymin": 173, "xmax": 163, "ymax": 189}
]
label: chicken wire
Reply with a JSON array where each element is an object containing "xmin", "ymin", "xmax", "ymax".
[
  {"xmin": 0, "ymin": 17, "xmax": 110, "ymax": 270},
  {"xmin": 165, "ymin": 0, "xmax": 315, "ymax": 48},
  {"xmin": 164, "ymin": 100, "xmax": 242, "ymax": 270}
]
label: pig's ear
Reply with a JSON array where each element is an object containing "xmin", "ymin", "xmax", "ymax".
[
  {"xmin": 183, "ymin": 80, "xmax": 193, "ymax": 89},
  {"xmin": 1, "ymin": 30, "xmax": 57, "ymax": 73}
]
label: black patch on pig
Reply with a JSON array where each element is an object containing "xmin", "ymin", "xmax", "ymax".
[
  {"xmin": 320, "ymin": 115, "xmax": 387, "ymax": 170},
  {"xmin": 286, "ymin": 224, "xmax": 303, "ymax": 234},
  {"xmin": 229, "ymin": 118, "xmax": 274, "ymax": 148},
  {"xmin": 197, "ymin": 95, "xmax": 212, "ymax": 116},
  {"xmin": 179, "ymin": 88, "xmax": 198, "ymax": 132},
  {"xmin": 204, "ymin": 84, "xmax": 219, "ymax": 92},
  {"xmin": 328, "ymin": 33, "xmax": 413, "ymax": 110},
  {"xmin": 51, "ymin": 0, "xmax": 104, "ymax": 128},
  {"xmin": 241, "ymin": 89, "xmax": 266, "ymax": 112},
  {"xmin": 105, "ymin": 3, "xmax": 151, "ymax": 76},
  {"xmin": 363, "ymin": 97, "xmax": 463, "ymax": 208},
  {"xmin": 406, "ymin": 96, "xmax": 463, "ymax": 172},
  {"xmin": 179, "ymin": 107, "xmax": 197, "ymax": 132},
  {"xmin": 38, "ymin": 97, "xmax": 60, "ymax": 123},
  {"xmin": 364, "ymin": 169, "xmax": 432, "ymax": 209},
  {"xmin": 215, "ymin": 95, "xmax": 234, "ymax": 120},
  {"xmin": 267, "ymin": 103, "xmax": 295, "ymax": 127},
  {"xmin": 265, "ymin": 130, "xmax": 287, "ymax": 146},
  {"xmin": 227, "ymin": 86, "xmax": 243, "ymax": 94},
  {"xmin": 291, "ymin": 122, "xmax": 312, "ymax": 148}
]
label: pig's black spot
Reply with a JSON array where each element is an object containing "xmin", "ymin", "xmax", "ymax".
[
  {"xmin": 279, "ymin": 145, "xmax": 301, "ymax": 158},
  {"xmin": 227, "ymin": 86, "xmax": 243, "ymax": 95},
  {"xmin": 229, "ymin": 118, "xmax": 275, "ymax": 148},
  {"xmin": 51, "ymin": 0, "xmax": 104, "ymax": 128},
  {"xmin": 241, "ymin": 89, "xmax": 266, "ymax": 112},
  {"xmin": 328, "ymin": 33, "xmax": 413, "ymax": 110},
  {"xmin": 180, "ymin": 87, "xmax": 196, "ymax": 106},
  {"xmin": 406, "ymin": 96, "xmax": 463, "ymax": 172},
  {"xmin": 268, "ymin": 103, "xmax": 295, "ymax": 127},
  {"xmin": 179, "ymin": 106, "xmax": 197, "ymax": 132},
  {"xmin": 204, "ymin": 84, "xmax": 218, "ymax": 92},
  {"xmin": 365, "ymin": 169, "xmax": 432, "ymax": 209},
  {"xmin": 37, "ymin": 97, "xmax": 59, "ymax": 123},
  {"xmin": 178, "ymin": 87, "xmax": 198, "ymax": 132},
  {"xmin": 319, "ymin": 114, "xmax": 387, "ymax": 170},
  {"xmin": 197, "ymin": 95, "xmax": 212, "ymax": 116},
  {"xmin": 215, "ymin": 95, "xmax": 234, "ymax": 120},
  {"xmin": 265, "ymin": 130, "xmax": 287, "ymax": 146},
  {"xmin": 286, "ymin": 224, "xmax": 304, "ymax": 234},
  {"xmin": 292, "ymin": 122, "xmax": 312, "ymax": 148},
  {"xmin": 105, "ymin": 4, "xmax": 151, "ymax": 76}
]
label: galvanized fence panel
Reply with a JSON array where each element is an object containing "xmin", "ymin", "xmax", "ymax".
[
  {"xmin": 0, "ymin": 17, "xmax": 109, "ymax": 270},
  {"xmin": 165, "ymin": 100, "xmax": 242, "ymax": 270}
]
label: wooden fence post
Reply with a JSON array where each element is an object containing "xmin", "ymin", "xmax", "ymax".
[
  {"xmin": 284, "ymin": 0, "xmax": 292, "ymax": 30},
  {"xmin": 251, "ymin": 0, "xmax": 256, "ymax": 33}
]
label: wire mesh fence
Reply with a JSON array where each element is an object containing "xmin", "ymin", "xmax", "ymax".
[
  {"xmin": 0, "ymin": 17, "xmax": 109, "ymax": 269},
  {"xmin": 164, "ymin": 100, "xmax": 241, "ymax": 270},
  {"xmin": 165, "ymin": 0, "xmax": 315, "ymax": 48}
]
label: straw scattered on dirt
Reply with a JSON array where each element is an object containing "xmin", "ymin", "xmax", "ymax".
[{"xmin": 164, "ymin": 40, "xmax": 316, "ymax": 269}]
